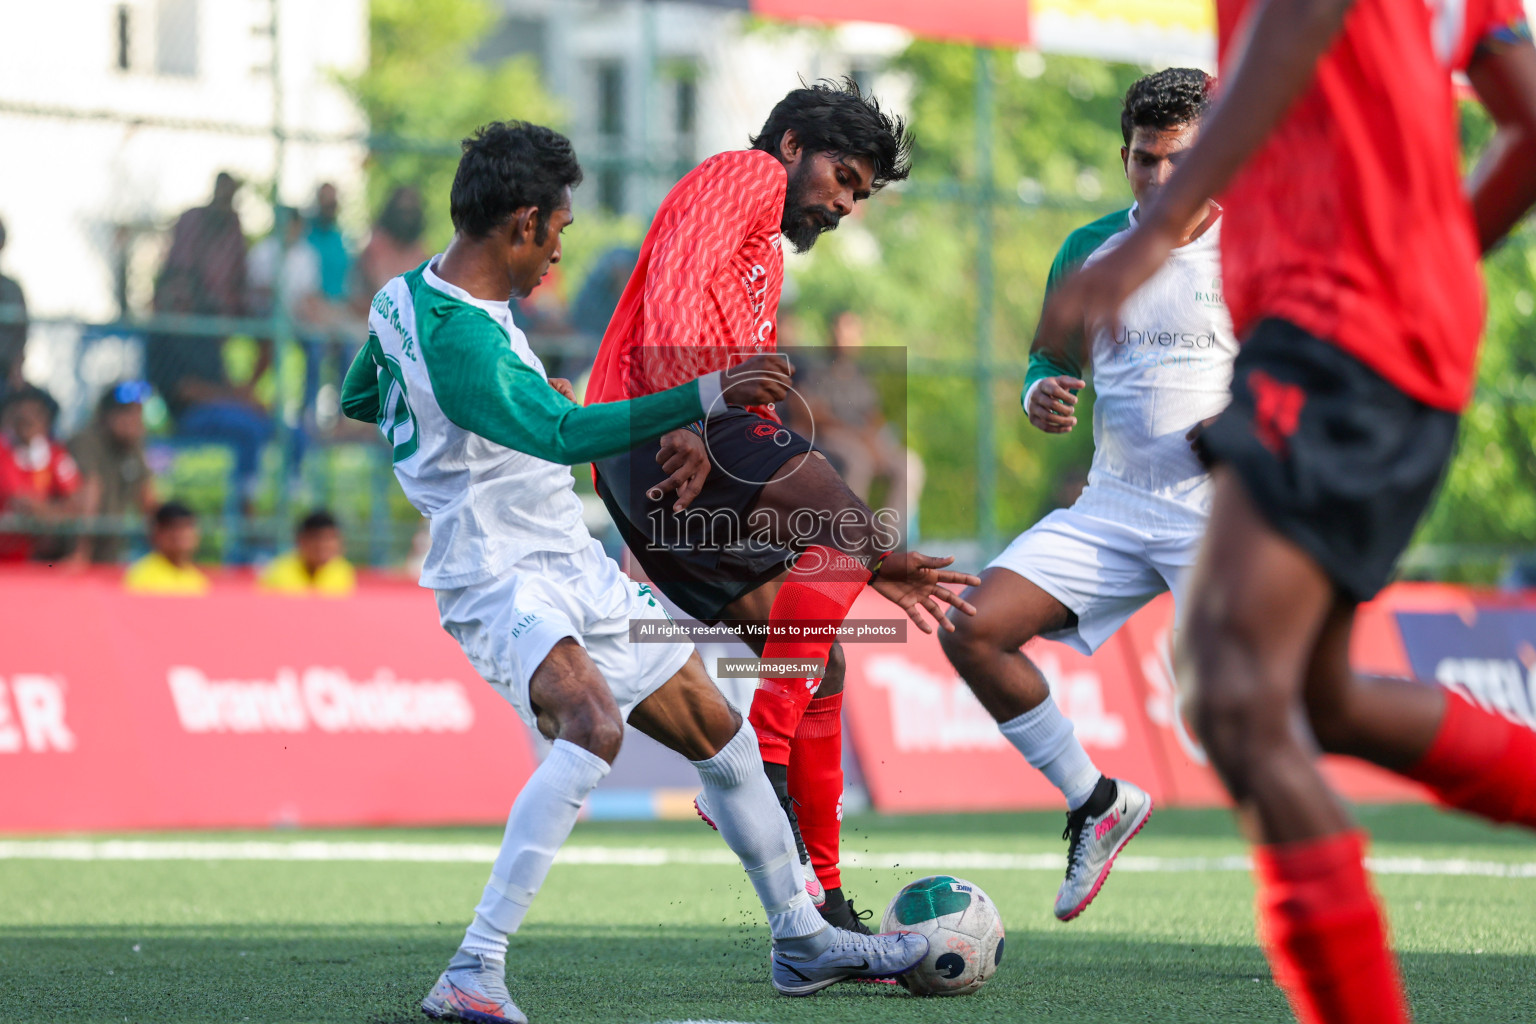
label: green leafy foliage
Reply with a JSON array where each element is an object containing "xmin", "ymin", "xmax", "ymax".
[
  {"xmin": 344, "ymin": 0, "xmax": 565, "ymax": 252},
  {"xmin": 789, "ymin": 44, "xmax": 1146, "ymax": 542},
  {"xmin": 1410, "ymin": 101, "xmax": 1536, "ymax": 582}
]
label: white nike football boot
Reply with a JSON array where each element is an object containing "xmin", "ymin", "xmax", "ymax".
[
  {"xmin": 771, "ymin": 927, "xmax": 929, "ymax": 996},
  {"xmin": 1055, "ymin": 777, "xmax": 1153, "ymax": 922},
  {"xmin": 421, "ymin": 951, "xmax": 527, "ymax": 1024}
]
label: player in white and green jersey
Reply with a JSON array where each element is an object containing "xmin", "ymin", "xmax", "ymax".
[
  {"xmin": 341, "ymin": 122, "xmax": 925, "ymax": 1024},
  {"xmin": 939, "ymin": 69, "xmax": 1233, "ymax": 923}
]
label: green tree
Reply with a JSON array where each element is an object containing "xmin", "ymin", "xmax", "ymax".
[
  {"xmin": 345, "ymin": 0, "xmax": 565, "ymax": 250},
  {"xmin": 789, "ymin": 43, "xmax": 1146, "ymax": 543},
  {"xmin": 1408, "ymin": 102, "xmax": 1536, "ymax": 582}
]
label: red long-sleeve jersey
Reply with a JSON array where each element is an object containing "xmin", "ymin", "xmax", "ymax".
[{"xmin": 586, "ymin": 149, "xmax": 787, "ymax": 421}]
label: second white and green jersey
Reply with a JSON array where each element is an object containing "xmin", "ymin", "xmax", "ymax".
[
  {"xmin": 342, "ymin": 258, "xmax": 720, "ymax": 588},
  {"xmin": 1027, "ymin": 206, "xmax": 1237, "ymax": 529}
]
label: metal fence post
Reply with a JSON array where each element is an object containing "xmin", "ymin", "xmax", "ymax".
[{"xmin": 974, "ymin": 46, "xmax": 998, "ymax": 554}]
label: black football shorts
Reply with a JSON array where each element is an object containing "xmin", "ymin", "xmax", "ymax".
[
  {"xmin": 594, "ymin": 407, "xmax": 817, "ymax": 623},
  {"xmin": 1198, "ymin": 318, "xmax": 1460, "ymax": 603}
]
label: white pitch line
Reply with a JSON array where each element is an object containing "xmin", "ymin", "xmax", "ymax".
[{"xmin": 0, "ymin": 841, "xmax": 1532, "ymax": 878}]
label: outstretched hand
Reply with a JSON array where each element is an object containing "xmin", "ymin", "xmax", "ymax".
[{"xmin": 870, "ymin": 551, "xmax": 981, "ymax": 635}]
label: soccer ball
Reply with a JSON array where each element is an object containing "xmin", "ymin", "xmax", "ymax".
[{"xmin": 880, "ymin": 875, "xmax": 1005, "ymax": 996}]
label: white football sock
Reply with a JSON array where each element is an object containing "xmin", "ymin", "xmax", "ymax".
[
  {"xmin": 459, "ymin": 739, "xmax": 610, "ymax": 959},
  {"xmin": 999, "ymin": 695, "xmax": 1101, "ymax": 811},
  {"xmin": 691, "ymin": 721, "xmax": 830, "ymax": 953}
]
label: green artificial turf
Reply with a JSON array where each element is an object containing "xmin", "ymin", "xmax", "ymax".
[{"xmin": 2, "ymin": 805, "xmax": 1533, "ymax": 1023}]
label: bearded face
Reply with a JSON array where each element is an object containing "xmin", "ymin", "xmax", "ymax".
[{"xmin": 779, "ymin": 158, "xmax": 844, "ymax": 254}]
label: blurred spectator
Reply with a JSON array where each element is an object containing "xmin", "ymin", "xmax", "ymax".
[
  {"xmin": 354, "ymin": 185, "xmax": 427, "ymax": 304},
  {"xmin": 124, "ymin": 500, "xmax": 208, "ymax": 595},
  {"xmin": 146, "ymin": 173, "xmax": 271, "ymax": 514},
  {"xmin": 249, "ymin": 207, "xmax": 318, "ymax": 322},
  {"xmin": 301, "ymin": 184, "xmax": 363, "ymax": 442},
  {"xmin": 793, "ymin": 311, "xmax": 925, "ymax": 535},
  {"xmin": 0, "ymin": 386, "xmax": 81, "ymax": 562},
  {"xmin": 0, "ymin": 216, "xmax": 27, "ymax": 396},
  {"xmin": 1502, "ymin": 554, "xmax": 1536, "ymax": 591},
  {"xmin": 150, "ymin": 172, "xmax": 249, "ymax": 323},
  {"xmin": 308, "ymin": 183, "xmax": 352, "ymax": 304},
  {"xmin": 69, "ymin": 381, "xmax": 157, "ymax": 563},
  {"xmin": 259, "ymin": 509, "xmax": 356, "ymax": 596},
  {"xmin": 570, "ymin": 246, "xmax": 638, "ymax": 340}
]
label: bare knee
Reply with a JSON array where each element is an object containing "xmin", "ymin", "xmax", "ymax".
[
  {"xmin": 553, "ymin": 695, "xmax": 625, "ymax": 763},
  {"xmin": 1179, "ymin": 603, "xmax": 1294, "ymax": 790},
  {"xmin": 938, "ymin": 599, "xmax": 1018, "ymax": 670}
]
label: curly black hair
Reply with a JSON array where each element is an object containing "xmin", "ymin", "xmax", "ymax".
[
  {"xmin": 450, "ymin": 121, "xmax": 584, "ymax": 242},
  {"xmin": 750, "ymin": 78, "xmax": 912, "ymax": 191},
  {"xmin": 1121, "ymin": 68, "xmax": 1214, "ymax": 145}
]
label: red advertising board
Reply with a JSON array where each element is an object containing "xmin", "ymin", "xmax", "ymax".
[
  {"xmin": 838, "ymin": 590, "xmax": 1168, "ymax": 811},
  {"xmin": 842, "ymin": 584, "xmax": 1535, "ymax": 813},
  {"xmin": 0, "ymin": 569, "xmax": 535, "ymax": 832}
]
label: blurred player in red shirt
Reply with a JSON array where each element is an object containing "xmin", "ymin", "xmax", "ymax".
[
  {"xmin": 1037, "ymin": 0, "xmax": 1536, "ymax": 1021},
  {"xmin": 588, "ymin": 80, "xmax": 978, "ymax": 932},
  {"xmin": 0, "ymin": 386, "xmax": 80, "ymax": 561}
]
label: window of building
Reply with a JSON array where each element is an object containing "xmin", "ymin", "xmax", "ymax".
[
  {"xmin": 115, "ymin": 5, "xmax": 133, "ymax": 71},
  {"xmin": 154, "ymin": 0, "xmax": 198, "ymax": 77}
]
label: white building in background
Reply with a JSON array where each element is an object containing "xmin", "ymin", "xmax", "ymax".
[{"xmin": 0, "ymin": 0, "xmax": 368, "ymax": 324}]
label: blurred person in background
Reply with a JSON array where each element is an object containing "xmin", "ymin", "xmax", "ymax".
[
  {"xmin": 249, "ymin": 207, "xmax": 322, "ymax": 324},
  {"xmin": 354, "ymin": 185, "xmax": 428, "ymax": 303},
  {"xmin": 791, "ymin": 310, "xmax": 923, "ymax": 535},
  {"xmin": 301, "ymin": 183, "xmax": 363, "ymax": 442},
  {"xmin": 252, "ymin": 206, "xmax": 349, "ymax": 462},
  {"xmin": 0, "ymin": 216, "xmax": 28, "ymax": 397},
  {"xmin": 69, "ymin": 381, "xmax": 156, "ymax": 564},
  {"xmin": 124, "ymin": 500, "xmax": 207, "ymax": 595},
  {"xmin": 0, "ymin": 385, "xmax": 80, "ymax": 562},
  {"xmin": 308, "ymin": 183, "xmax": 352, "ymax": 304},
  {"xmin": 146, "ymin": 172, "xmax": 271, "ymax": 516},
  {"xmin": 259, "ymin": 508, "xmax": 355, "ymax": 596},
  {"xmin": 569, "ymin": 245, "xmax": 639, "ymax": 340}
]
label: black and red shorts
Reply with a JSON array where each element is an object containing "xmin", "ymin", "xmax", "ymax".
[
  {"xmin": 594, "ymin": 406, "xmax": 817, "ymax": 623},
  {"xmin": 1198, "ymin": 319, "xmax": 1459, "ymax": 603}
]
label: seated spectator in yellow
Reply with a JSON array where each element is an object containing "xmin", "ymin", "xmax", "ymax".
[
  {"xmin": 259, "ymin": 509, "xmax": 355, "ymax": 596},
  {"xmin": 70, "ymin": 381, "xmax": 156, "ymax": 563},
  {"xmin": 125, "ymin": 501, "xmax": 208, "ymax": 595}
]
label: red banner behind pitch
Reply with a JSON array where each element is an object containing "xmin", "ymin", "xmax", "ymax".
[
  {"xmin": 842, "ymin": 584, "xmax": 1535, "ymax": 813},
  {"xmin": 0, "ymin": 569, "xmax": 535, "ymax": 832}
]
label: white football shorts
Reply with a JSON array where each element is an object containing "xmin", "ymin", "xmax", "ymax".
[
  {"xmin": 987, "ymin": 506, "xmax": 1201, "ymax": 656},
  {"xmin": 435, "ymin": 538, "xmax": 693, "ymax": 730}
]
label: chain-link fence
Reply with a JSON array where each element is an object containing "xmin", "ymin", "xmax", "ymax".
[{"xmin": 2, "ymin": 0, "xmax": 1533, "ymax": 584}]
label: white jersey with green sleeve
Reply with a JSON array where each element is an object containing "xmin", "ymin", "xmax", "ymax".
[
  {"xmin": 342, "ymin": 258, "xmax": 721, "ymax": 589},
  {"xmin": 1075, "ymin": 207, "xmax": 1236, "ymax": 530}
]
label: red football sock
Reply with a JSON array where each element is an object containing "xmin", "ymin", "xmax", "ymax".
[
  {"xmin": 1254, "ymin": 831, "xmax": 1409, "ymax": 1024},
  {"xmin": 748, "ymin": 545, "xmax": 869, "ymax": 765},
  {"xmin": 789, "ymin": 692, "xmax": 845, "ymax": 891},
  {"xmin": 1403, "ymin": 691, "xmax": 1536, "ymax": 828}
]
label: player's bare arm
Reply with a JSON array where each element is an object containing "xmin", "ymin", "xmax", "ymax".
[
  {"xmin": 1465, "ymin": 30, "xmax": 1536, "ymax": 251},
  {"xmin": 1039, "ymin": 0, "xmax": 1354, "ymax": 341}
]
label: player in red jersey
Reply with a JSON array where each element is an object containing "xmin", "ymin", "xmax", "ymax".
[
  {"xmin": 588, "ymin": 80, "xmax": 979, "ymax": 933},
  {"xmin": 1035, "ymin": 1, "xmax": 1536, "ymax": 1021}
]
